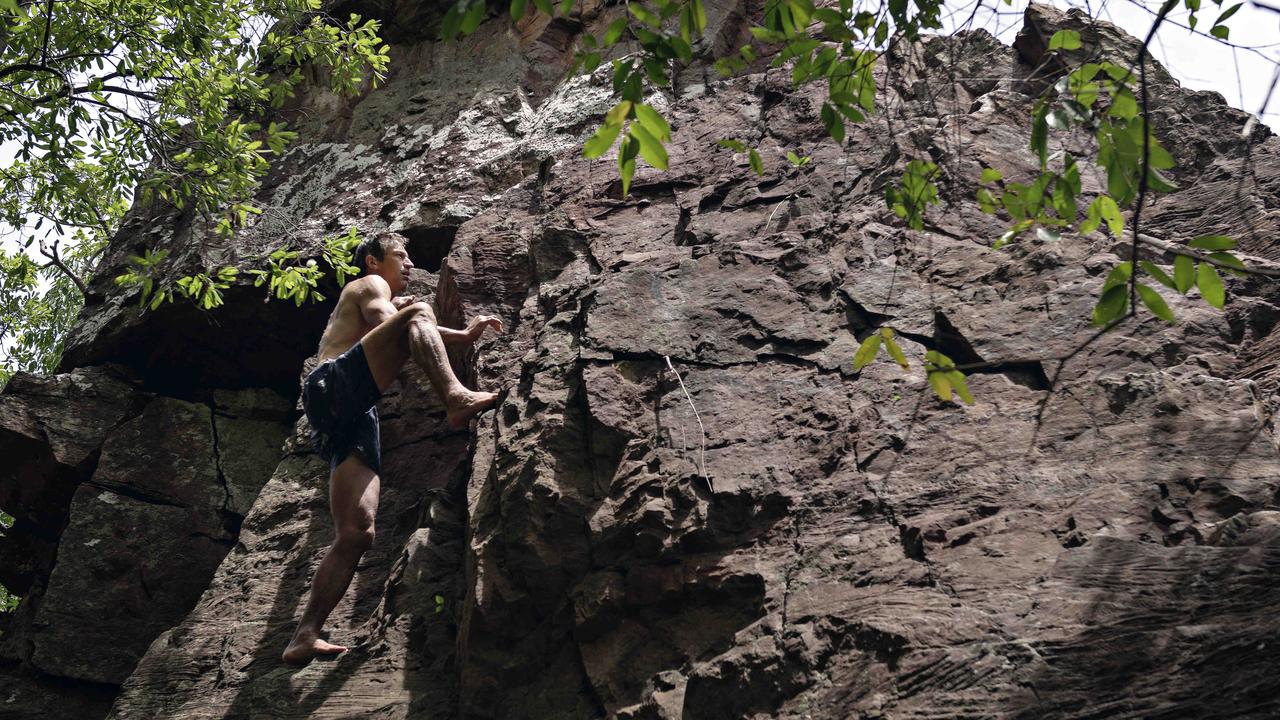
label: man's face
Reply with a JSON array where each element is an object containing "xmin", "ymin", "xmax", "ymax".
[{"xmin": 368, "ymin": 240, "xmax": 413, "ymax": 295}]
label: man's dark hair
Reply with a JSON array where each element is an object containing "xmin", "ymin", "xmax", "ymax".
[{"xmin": 353, "ymin": 231, "xmax": 407, "ymax": 275}]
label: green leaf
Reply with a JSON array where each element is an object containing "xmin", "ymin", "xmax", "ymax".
[
  {"xmin": 629, "ymin": 4, "xmax": 662, "ymax": 26},
  {"xmin": 629, "ymin": 122, "xmax": 669, "ymax": 170},
  {"xmin": 671, "ymin": 36, "xmax": 694, "ymax": 62},
  {"xmin": 1146, "ymin": 167, "xmax": 1179, "ymax": 193},
  {"xmin": 749, "ymin": 26, "xmax": 788, "ymax": 43},
  {"xmin": 1048, "ymin": 29, "xmax": 1082, "ymax": 50},
  {"xmin": 1031, "ymin": 101, "xmax": 1049, "ymax": 168},
  {"xmin": 927, "ymin": 371, "xmax": 953, "ymax": 402},
  {"xmin": 1096, "ymin": 195, "xmax": 1125, "ymax": 238},
  {"xmin": 460, "ymin": 0, "xmax": 487, "ymax": 34},
  {"xmin": 1209, "ymin": 251, "xmax": 1249, "ymax": 276},
  {"xmin": 882, "ymin": 333, "xmax": 909, "ymax": 369},
  {"xmin": 946, "ymin": 370, "xmax": 974, "ymax": 405},
  {"xmin": 1173, "ymin": 255, "xmax": 1195, "ymax": 294},
  {"xmin": 980, "ymin": 167, "xmax": 1003, "ymax": 184},
  {"xmin": 853, "ymin": 334, "xmax": 882, "ymax": 370},
  {"xmin": 977, "ymin": 188, "xmax": 999, "ymax": 214},
  {"xmin": 603, "ymin": 17, "xmax": 628, "ymax": 45},
  {"xmin": 1102, "ymin": 261, "xmax": 1134, "ymax": 292},
  {"xmin": 1139, "ymin": 260, "xmax": 1177, "ymax": 290},
  {"xmin": 511, "ymin": 0, "xmax": 528, "ymax": 21},
  {"xmin": 1110, "ymin": 87, "xmax": 1138, "ymax": 120},
  {"xmin": 1196, "ymin": 262, "xmax": 1225, "ymax": 309},
  {"xmin": 1137, "ymin": 283, "xmax": 1175, "ymax": 323},
  {"xmin": 1215, "ymin": 1, "xmax": 1242, "ymax": 23},
  {"xmin": 813, "ymin": 7, "xmax": 843, "ymax": 24},
  {"xmin": 821, "ymin": 103, "xmax": 845, "ymax": 143},
  {"xmin": 1092, "ymin": 283, "xmax": 1129, "ymax": 325},
  {"xmin": 642, "ymin": 57, "xmax": 669, "ymax": 85},
  {"xmin": 1210, "ymin": 24, "xmax": 1229, "ymax": 39},
  {"xmin": 441, "ymin": 2, "xmax": 465, "ymax": 38},
  {"xmin": 1188, "ymin": 234, "xmax": 1236, "ymax": 251},
  {"xmin": 1081, "ymin": 198, "xmax": 1102, "ymax": 235},
  {"xmin": 691, "ymin": 0, "xmax": 707, "ymax": 34},
  {"xmin": 748, "ymin": 148, "xmax": 764, "ymax": 176},
  {"xmin": 619, "ymin": 136, "xmax": 639, "ymax": 195},
  {"xmin": 605, "ymin": 100, "xmax": 633, "ymax": 126},
  {"xmin": 634, "ymin": 104, "xmax": 672, "ymax": 141},
  {"xmin": 583, "ymin": 122, "xmax": 622, "ymax": 158},
  {"xmin": 718, "ymin": 138, "xmax": 747, "ymax": 152}
]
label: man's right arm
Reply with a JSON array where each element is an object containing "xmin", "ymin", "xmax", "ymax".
[{"xmin": 357, "ymin": 276, "xmax": 399, "ymax": 328}]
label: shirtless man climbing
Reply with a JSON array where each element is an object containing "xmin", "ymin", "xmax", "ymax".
[{"xmin": 282, "ymin": 230, "xmax": 500, "ymax": 665}]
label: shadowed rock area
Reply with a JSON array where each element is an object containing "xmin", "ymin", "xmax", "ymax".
[{"xmin": 3, "ymin": 1, "xmax": 1280, "ymax": 718}]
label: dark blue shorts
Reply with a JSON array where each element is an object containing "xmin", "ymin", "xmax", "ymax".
[{"xmin": 303, "ymin": 342, "xmax": 382, "ymax": 476}]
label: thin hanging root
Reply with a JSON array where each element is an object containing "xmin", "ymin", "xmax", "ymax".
[{"xmin": 664, "ymin": 355, "xmax": 712, "ymax": 494}]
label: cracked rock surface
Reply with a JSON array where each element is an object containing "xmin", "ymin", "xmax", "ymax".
[{"xmin": 3, "ymin": 1, "xmax": 1280, "ymax": 718}]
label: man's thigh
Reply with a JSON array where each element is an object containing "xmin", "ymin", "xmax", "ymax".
[
  {"xmin": 329, "ymin": 455, "xmax": 380, "ymax": 531},
  {"xmin": 359, "ymin": 305, "xmax": 423, "ymax": 394}
]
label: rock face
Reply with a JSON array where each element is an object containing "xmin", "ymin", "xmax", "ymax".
[
  {"xmin": 0, "ymin": 370, "xmax": 293, "ymax": 715},
  {"xmin": 4, "ymin": 1, "xmax": 1280, "ymax": 719}
]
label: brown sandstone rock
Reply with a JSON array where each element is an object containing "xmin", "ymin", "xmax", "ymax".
[{"xmin": 4, "ymin": 1, "xmax": 1280, "ymax": 719}]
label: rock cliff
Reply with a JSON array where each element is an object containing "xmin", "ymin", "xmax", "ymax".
[{"xmin": 3, "ymin": 1, "xmax": 1280, "ymax": 718}]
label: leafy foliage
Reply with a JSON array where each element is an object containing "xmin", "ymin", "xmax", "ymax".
[
  {"xmin": 505, "ymin": 0, "xmax": 1260, "ymax": 402},
  {"xmin": 0, "ymin": 509, "xmax": 17, "ymax": 614},
  {"xmin": 0, "ymin": 0, "xmax": 389, "ymax": 380},
  {"xmin": 0, "ymin": 224, "xmax": 108, "ymax": 386},
  {"xmin": 114, "ymin": 226, "xmax": 364, "ymax": 310}
]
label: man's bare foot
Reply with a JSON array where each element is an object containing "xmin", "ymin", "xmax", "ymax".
[
  {"xmin": 282, "ymin": 632, "xmax": 348, "ymax": 665},
  {"xmin": 446, "ymin": 389, "xmax": 498, "ymax": 428}
]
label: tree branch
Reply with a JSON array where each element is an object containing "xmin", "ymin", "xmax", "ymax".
[
  {"xmin": 72, "ymin": 83, "xmax": 158, "ymax": 102},
  {"xmin": 38, "ymin": 0, "xmax": 55, "ymax": 66},
  {"xmin": 35, "ymin": 238, "xmax": 88, "ymax": 296},
  {"xmin": 1131, "ymin": 234, "xmax": 1280, "ymax": 278},
  {"xmin": 1129, "ymin": 0, "xmax": 1179, "ymax": 312}
]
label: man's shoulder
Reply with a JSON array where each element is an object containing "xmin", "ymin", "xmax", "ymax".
[{"xmin": 342, "ymin": 275, "xmax": 391, "ymax": 301}]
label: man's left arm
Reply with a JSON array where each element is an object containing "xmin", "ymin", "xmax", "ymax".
[{"xmin": 438, "ymin": 315, "xmax": 503, "ymax": 345}]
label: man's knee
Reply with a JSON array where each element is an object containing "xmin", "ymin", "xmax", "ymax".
[
  {"xmin": 404, "ymin": 301, "xmax": 435, "ymax": 323},
  {"xmin": 405, "ymin": 303, "xmax": 439, "ymax": 335},
  {"xmin": 335, "ymin": 521, "xmax": 375, "ymax": 553},
  {"xmin": 399, "ymin": 299, "xmax": 435, "ymax": 330}
]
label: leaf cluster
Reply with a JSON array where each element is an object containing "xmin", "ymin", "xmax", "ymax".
[
  {"xmin": 113, "ymin": 226, "xmax": 366, "ymax": 311},
  {"xmin": 853, "ymin": 327, "xmax": 973, "ymax": 405}
]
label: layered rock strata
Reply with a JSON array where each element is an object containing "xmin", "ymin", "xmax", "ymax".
[{"xmin": 2, "ymin": 2, "xmax": 1280, "ymax": 719}]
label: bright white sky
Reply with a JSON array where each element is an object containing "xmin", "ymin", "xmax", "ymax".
[{"xmin": 946, "ymin": 0, "xmax": 1280, "ymax": 129}]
